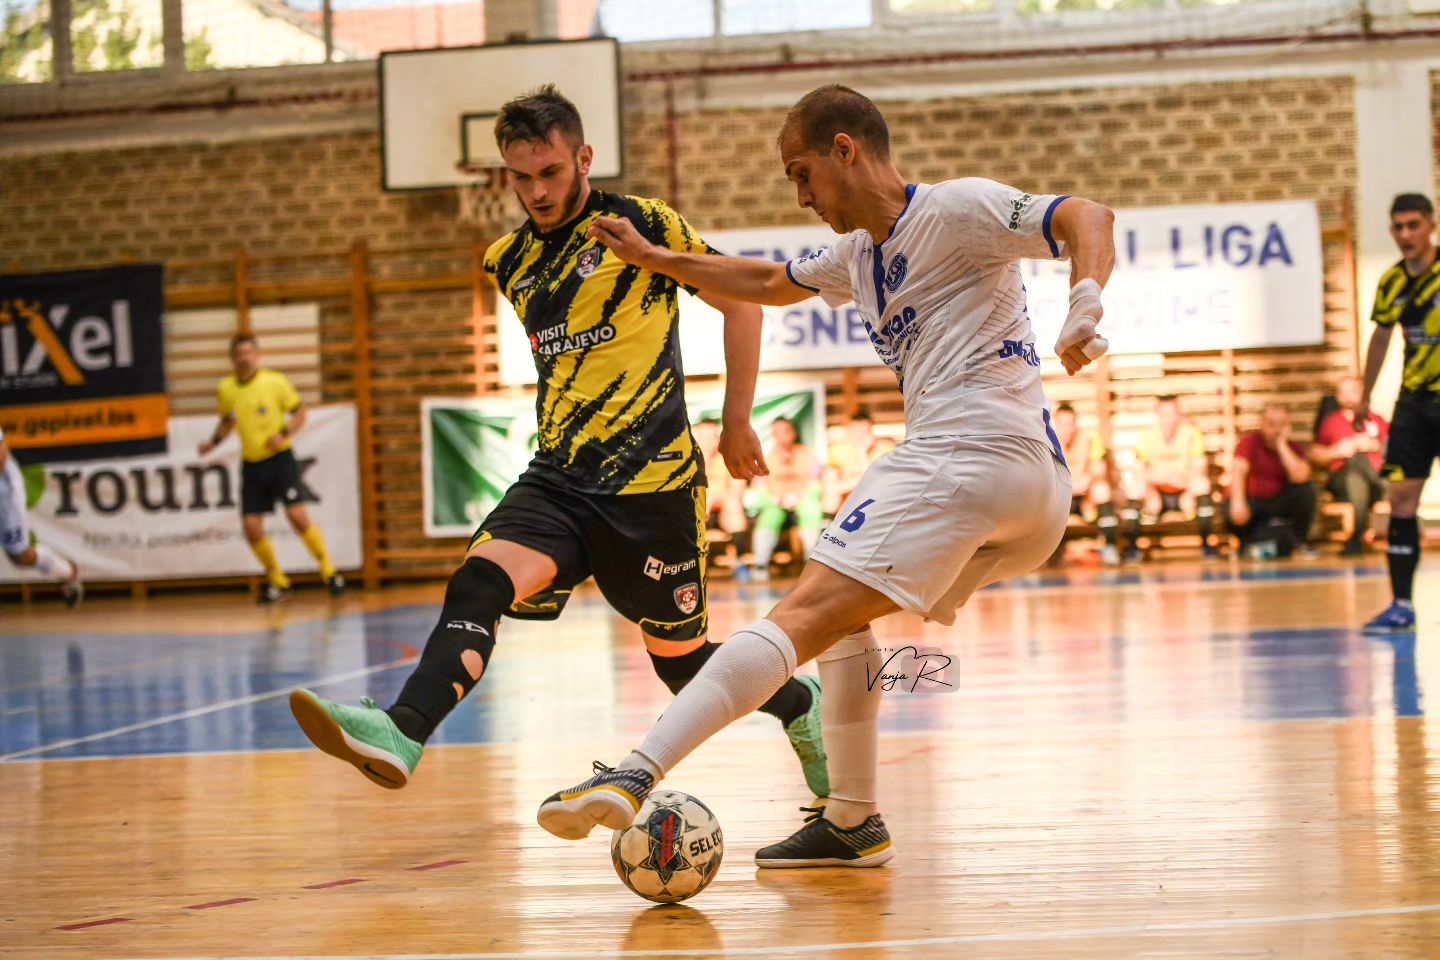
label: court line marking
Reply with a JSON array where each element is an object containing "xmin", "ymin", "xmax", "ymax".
[
  {"xmin": 116, "ymin": 902, "xmax": 1440, "ymax": 957},
  {"xmin": 0, "ymin": 653, "xmax": 415, "ymax": 763}
]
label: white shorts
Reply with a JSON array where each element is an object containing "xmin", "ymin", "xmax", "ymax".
[
  {"xmin": 810, "ymin": 435, "xmax": 1072, "ymax": 625},
  {"xmin": 1, "ymin": 455, "xmax": 29, "ymax": 559}
]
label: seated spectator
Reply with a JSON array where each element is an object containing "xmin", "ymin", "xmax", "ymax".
[
  {"xmin": 1310, "ymin": 377, "xmax": 1389, "ymax": 555},
  {"xmin": 746, "ymin": 416, "xmax": 823, "ymax": 581},
  {"xmin": 823, "ymin": 408, "xmax": 895, "ymax": 516},
  {"xmin": 1228, "ymin": 404, "xmax": 1316, "ymax": 559},
  {"xmin": 692, "ymin": 417, "xmax": 748, "ymax": 539},
  {"xmin": 1052, "ymin": 403, "xmax": 1121, "ymax": 565},
  {"xmin": 1125, "ymin": 395, "xmax": 1218, "ymax": 558}
]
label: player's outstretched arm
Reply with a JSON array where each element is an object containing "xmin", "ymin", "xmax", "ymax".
[
  {"xmin": 1049, "ymin": 198, "xmax": 1117, "ymax": 376},
  {"xmin": 588, "ymin": 216, "xmax": 811, "ymax": 306}
]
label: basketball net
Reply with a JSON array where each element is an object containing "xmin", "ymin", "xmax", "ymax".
[{"xmin": 455, "ymin": 164, "xmax": 519, "ymax": 236}]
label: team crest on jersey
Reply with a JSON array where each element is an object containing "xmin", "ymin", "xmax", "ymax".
[
  {"xmin": 514, "ymin": 275, "xmax": 538, "ymax": 292},
  {"xmin": 576, "ymin": 246, "xmax": 603, "ymax": 279},
  {"xmin": 673, "ymin": 582, "xmax": 700, "ymax": 615},
  {"xmin": 884, "ymin": 254, "xmax": 908, "ymax": 293}
]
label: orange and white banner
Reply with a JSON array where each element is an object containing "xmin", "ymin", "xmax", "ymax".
[{"xmin": 0, "ymin": 406, "xmax": 362, "ymax": 583}]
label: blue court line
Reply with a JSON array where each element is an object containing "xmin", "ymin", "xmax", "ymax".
[
  {"xmin": 0, "ymin": 604, "xmax": 434, "ymax": 701},
  {"xmin": 0, "ymin": 651, "xmax": 417, "ymax": 762}
]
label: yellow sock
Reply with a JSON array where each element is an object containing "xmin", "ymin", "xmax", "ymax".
[
  {"xmin": 250, "ymin": 537, "xmax": 290, "ymax": 589},
  {"xmin": 300, "ymin": 525, "xmax": 337, "ymax": 579}
]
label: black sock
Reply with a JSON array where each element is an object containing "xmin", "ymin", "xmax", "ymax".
[
  {"xmin": 389, "ymin": 556, "xmax": 514, "ymax": 743},
  {"xmin": 759, "ymin": 677, "xmax": 813, "ymax": 727},
  {"xmin": 1096, "ymin": 502, "xmax": 1119, "ymax": 547},
  {"xmin": 1388, "ymin": 516, "xmax": 1421, "ymax": 604},
  {"xmin": 650, "ymin": 641, "xmax": 812, "ymax": 726},
  {"xmin": 1122, "ymin": 501, "xmax": 1142, "ymax": 545},
  {"xmin": 1196, "ymin": 494, "xmax": 1216, "ymax": 545}
]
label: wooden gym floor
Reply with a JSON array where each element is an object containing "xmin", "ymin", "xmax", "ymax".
[{"xmin": 3, "ymin": 557, "xmax": 1439, "ymax": 959}]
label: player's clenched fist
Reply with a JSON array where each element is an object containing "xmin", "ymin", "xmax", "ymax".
[
  {"xmin": 588, "ymin": 216, "xmax": 657, "ymax": 269},
  {"xmin": 1054, "ymin": 277, "xmax": 1109, "ymax": 376}
]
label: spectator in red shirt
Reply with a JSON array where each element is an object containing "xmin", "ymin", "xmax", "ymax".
[
  {"xmin": 1310, "ymin": 377, "xmax": 1390, "ymax": 555},
  {"xmin": 1228, "ymin": 404, "xmax": 1316, "ymax": 558}
]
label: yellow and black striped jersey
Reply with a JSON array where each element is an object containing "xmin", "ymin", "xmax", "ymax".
[
  {"xmin": 484, "ymin": 190, "xmax": 718, "ymax": 495},
  {"xmin": 1373, "ymin": 257, "xmax": 1440, "ymax": 394}
]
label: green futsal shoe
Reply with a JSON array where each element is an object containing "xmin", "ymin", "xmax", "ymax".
[
  {"xmin": 289, "ymin": 689, "xmax": 423, "ymax": 790},
  {"xmin": 785, "ymin": 674, "xmax": 829, "ymax": 798}
]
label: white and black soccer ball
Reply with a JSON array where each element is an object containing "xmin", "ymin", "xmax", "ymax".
[{"xmin": 611, "ymin": 789, "xmax": 723, "ymax": 904}]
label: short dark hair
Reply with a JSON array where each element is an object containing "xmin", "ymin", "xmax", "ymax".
[
  {"xmin": 780, "ymin": 85, "xmax": 890, "ymax": 160},
  {"xmin": 494, "ymin": 84, "xmax": 584, "ymax": 153},
  {"xmin": 851, "ymin": 406, "xmax": 874, "ymax": 424},
  {"xmin": 1391, "ymin": 193, "xmax": 1434, "ymax": 219},
  {"xmin": 1055, "ymin": 403, "xmax": 1076, "ymax": 416},
  {"xmin": 1156, "ymin": 394, "xmax": 1178, "ymax": 406},
  {"xmin": 697, "ymin": 416, "xmax": 720, "ymax": 427},
  {"xmin": 230, "ymin": 333, "xmax": 257, "ymax": 351}
]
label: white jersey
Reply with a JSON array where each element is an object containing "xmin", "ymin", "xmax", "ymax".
[{"xmin": 786, "ymin": 177, "xmax": 1069, "ymax": 462}]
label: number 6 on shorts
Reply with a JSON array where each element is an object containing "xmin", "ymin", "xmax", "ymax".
[{"xmin": 840, "ymin": 499, "xmax": 876, "ymax": 533}]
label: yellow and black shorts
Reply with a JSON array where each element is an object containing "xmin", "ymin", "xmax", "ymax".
[
  {"xmin": 1383, "ymin": 389, "xmax": 1440, "ymax": 482},
  {"xmin": 469, "ymin": 470, "xmax": 709, "ymax": 641}
]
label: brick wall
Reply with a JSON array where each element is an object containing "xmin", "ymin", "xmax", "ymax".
[{"xmin": 0, "ymin": 71, "xmax": 1359, "ymax": 578}]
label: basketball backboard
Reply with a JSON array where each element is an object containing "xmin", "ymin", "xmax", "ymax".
[{"xmin": 379, "ymin": 38, "xmax": 622, "ymax": 192}]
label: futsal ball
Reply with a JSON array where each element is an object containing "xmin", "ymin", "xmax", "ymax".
[{"xmin": 611, "ymin": 790, "xmax": 723, "ymax": 903}]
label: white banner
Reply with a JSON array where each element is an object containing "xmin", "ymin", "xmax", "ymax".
[
  {"xmin": 2, "ymin": 405, "xmax": 363, "ymax": 582},
  {"xmin": 498, "ymin": 199, "xmax": 1324, "ymax": 384}
]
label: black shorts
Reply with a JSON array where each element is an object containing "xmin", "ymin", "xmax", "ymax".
[
  {"xmin": 1383, "ymin": 389, "xmax": 1440, "ymax": 481},
  {"xmin": 240, "ymin": 449, "xmax": 303, "ymax": 515},
  {"xmin": 1158, "ymin": 490, "xmax": 1184, "ymax": 514},
  {"xmin": 469, "ymin": 471, "xmax": 709, "ymax": 642}
]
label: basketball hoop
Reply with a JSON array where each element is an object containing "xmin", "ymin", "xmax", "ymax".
[{"xmin": 454, "ymin": 162, "xmax": 517, "ymax": 236}]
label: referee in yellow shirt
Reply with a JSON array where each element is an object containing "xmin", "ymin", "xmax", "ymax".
[{"xmin": 198, "ymin": 334, "xmax": 343, "ymax": 603}]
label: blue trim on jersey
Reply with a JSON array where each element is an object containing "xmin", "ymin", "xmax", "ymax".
[
  {"xmin": 886, "ymin": 184, "xmax": 918, "ymax": 243},
  {"xmin": 1042, "ymin": 195, "xmax": 1069, "ymax": 259},
  {"xmin": 1043, "ymin": 408, "xmax": 1067, "ymax": 466},
  {"xmin": 785, "ymin": 259, "xmax": 822, "ymax": 294},
  {"xmin": 872, "ymin": 184, "xmax": 919, "ymax": 312}
]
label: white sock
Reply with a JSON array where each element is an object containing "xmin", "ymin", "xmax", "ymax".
[
  {"xmin": 751, "ymin": 527, "xmax": 780, "ymax": 568},
  {"xmin": 817, "ymin": 627, "xmax": 883, "ymax": 828},
  {"xmin": 623, "ymin": 619, "xmax": 798, "ymax": 777},
  {"xmin": 34, "ymin": 544, "xmax": 75, "ymax": 583}
]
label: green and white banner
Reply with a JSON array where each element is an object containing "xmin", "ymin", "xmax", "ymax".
[{"xmin": 421, "ymin": 377, "xmax": 827, "ymax": 538}]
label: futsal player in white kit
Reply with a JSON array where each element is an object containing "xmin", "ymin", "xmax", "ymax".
[
  {"xmin": 538, "ymin": 85, "xmax": 1115, "ymax": 866},
  {"xmin": 0, "ymin": 427, "xmax": 83, "ymax": 606}
]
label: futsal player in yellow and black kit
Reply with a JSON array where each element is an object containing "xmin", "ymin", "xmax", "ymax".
[
  {"xmin": 289, "ymin": 85, "xmax": 829, "ymax": 798},
  {"xmin": 1362, "ymin": 193, "xmax": 1440, "ymax": 632},
  {"xmin": 199, "ymin": 334, "xmax": 343, "ymax": 603}
]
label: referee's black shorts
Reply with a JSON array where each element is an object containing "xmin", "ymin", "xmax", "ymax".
[
  {"xmin": 240, "ymin": 449, "xmax": 304, "ymax": 515},
  {"xmin": 1383, "ymin": 389, "xmax": 1440, "ymax": 482}
]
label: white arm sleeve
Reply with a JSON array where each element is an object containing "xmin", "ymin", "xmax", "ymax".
[
  {"xmin": 785, "ymin": 233, "xmax": 860, "ymax": 308},
  {"xmin": 937, "ymin": 178, "xmax": 1071, "ymax": 264}
]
